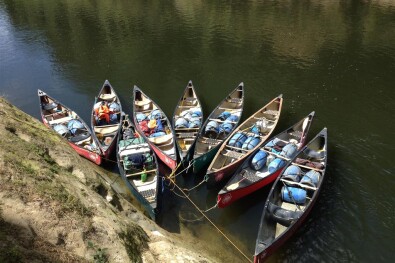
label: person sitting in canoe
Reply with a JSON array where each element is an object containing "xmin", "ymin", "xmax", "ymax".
[{"xmin": 95, "ymin": 101, "xmax": 110, "ymax": 124}]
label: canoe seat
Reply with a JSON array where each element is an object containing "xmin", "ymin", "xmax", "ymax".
[
  {"xmin": 49, "ymin": 116, "xmax": 72, "ymax": 125},
  {"xmin": 177, "ymin": 132, "xmax": 197, "ymax": 138},
  {"xmin": 227, "ymin": 98, "xmax": 242, "ymax": 103},
  {"xmin": 99, "ymin": 93, "xmax": 116, "ymax": 101}
]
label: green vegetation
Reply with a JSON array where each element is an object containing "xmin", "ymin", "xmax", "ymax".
[
  {"xmin": 118, "ymin": 223, "xmax": 149, "ymax": 263},
  {"xmin": 88, "ymin": 241, "xmax": 109, "ymax": 263}
]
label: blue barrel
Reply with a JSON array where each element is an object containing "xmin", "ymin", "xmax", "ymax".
[
  {"xmin": 218, "ymin": 111, "xmax": 231, "ymax": 121},
  {"xmin": 268, "ymin": 158, "xmax": 286, "ymax": 173},
  {"xmin": 219, "ymin": 122, "xmax": 233, "ymax": 134},
  {"xmin": 205, "ymin": 120, "xmax": 219, "ymax": 137},
  {"xmin": 136, "ymin": 113, "xmax": 147, "ymax": 123},
  {"xmin": 265, "ymin": 138, "xmax": 281, "ymax": 147},
  {"xmin": 281, "ymin": 186, "xmax": 307, "ymax": 204},
  {"xmin": 251, "ymin": 150, "xmax": 268, "ymax": 170},
  {"xmin": 225, "ymin": 114, "xmax": 239, "ymax": 122},
  {"xmin": 228, "ymin": 132, "xmax": 248, "ymax": 148},
  {"xmin": 68, "ymin": 119, "xmax": 84, "ymax": 135},
  {"xmin": 191, "ymin": 110, "xmax": 202, "ymax": 118},
  {"xmin": 109, "ymin": 102, "xmax": 120, "ymax": 113},
  {"xmin": 150, "ymin": 109, "xmax": 162, "ymax": 120},
  {"xmin": 250, "ymin": 125, "xmax": 260, "ymax": 134},
  {"xmin": 280, "ymin": 143, "xmax": 298, "ymax": 158},
  {"xmin": 300, "ymin": 170, "xmax": 321, "ymax": 187},
  {"xmin": 175, "ymin": 117, "xmax": 189, "ymax": 128},
  {"xmin": 54, "ymin": 124, "xmax": 69, "ymax": 137},
  {"xmin": 188, "ymin": 117, "xmax": 201, "ymax": 128},
  {"xmin": 242, "ymin": 136, "xmax": 261, "ymax": 150},
  {"xmin": 283, "ymin": 165, "xmax": 302, "ymax": 182}
]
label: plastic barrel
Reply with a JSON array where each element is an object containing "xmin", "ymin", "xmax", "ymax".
[
  {"xmin": 175, "ymin": 117, "xmax": 189, "ymax": 128},
  {"xmin": 300, "ymin": 170, "xmax": 321, "ymax": 187},
  {"xmin": 218, "ymin": 111, "xmax": 231, "ymax": 121},
  {"xmin": 251, "ymin": 150, "xmax": 268, "ymax": 170},
  {"xmin": 281, "ymin": 186, "xmax": 307, "ymax": 204},
  {"xmin": 242, "ymin": 136, "xmax": 261, "ymax": 150},
  {"xmin": 280, "ymin": 143, "xmax": 298, "ymax": 158},
  {"xmin": 268, "ymin": 158, "xmax": 286, "ymax": 173},
  {"xmin": 282, "ymin": 165, "xmax": 302, "ymax": 182},
  {"xmin": 228, "ymin": 132, "xmax": 248, "ymax": 148},
  {"xmin": 205, "ymin": 120, "xmax": 219, "ymax": 138},
  {"xmin": 225, "ymin": 114, "xmax": 239, "ymax": 122},
  {"xmin": 188, "ymin": 117, "xmax": 201, "ymax": 128},
  {"xmin": 219, "ymin": 122, "xmax": 233, "ymax": 134}
]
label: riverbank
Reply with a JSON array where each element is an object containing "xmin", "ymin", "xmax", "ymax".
[{"xmin": 0, "ymin": 97, "xmax": 219, "ymax": 263}]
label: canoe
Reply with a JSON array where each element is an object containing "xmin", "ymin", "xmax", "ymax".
[
  {"xmin": 217, "ymin": 112, "xmax": 315, "ymax": 208},
  {"xmin": 38, "ymin": 89, "xmax": 102, "ymax": 165},
  {"xmin": 172, "ymin": 80, "xmax": 203, "ymax": 164},
  {"xmin": 254, "ymin": 128, "xmax": 328, "ymax": 262},
  {"xmin": 192, "ymin": 82, "xmax": 244, "ymax": 175},
  {"xmin": 116, "ymin": 114, "xmax": 162, "ymax": 221},
  {"xmin": 91, "ymin": 80, "xmax": 123, "ymax": 160},
  {"xmin": 132, "ymin": 85, "xmax": 178, "ymax": 170},
  {"xmin": 205, "ymin": 94, "xmax": 283, "ymax": 189}
]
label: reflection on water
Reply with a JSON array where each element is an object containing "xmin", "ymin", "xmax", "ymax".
[{"xmin": 1, "ymin": 0, "xmax": 395, "ymax": 262}]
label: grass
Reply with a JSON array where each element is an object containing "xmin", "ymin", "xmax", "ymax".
[{"xmin": 118, "ymin": 223, "xmax": 149, "ymax": 263}]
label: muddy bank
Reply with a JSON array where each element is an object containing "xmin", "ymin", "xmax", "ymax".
[{"xmin": 0, "ymin": 97, "xmax": 220, "ymax": 263}]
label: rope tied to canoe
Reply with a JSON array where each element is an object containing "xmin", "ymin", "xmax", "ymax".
[{"xmin": 165, "ymin": 175, "xmax": 252, "ymax": 263}]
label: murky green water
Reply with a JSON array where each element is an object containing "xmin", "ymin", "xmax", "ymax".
[{"xmin": 1, "ymin": 0, "xmax": 394, "ymax": 262}]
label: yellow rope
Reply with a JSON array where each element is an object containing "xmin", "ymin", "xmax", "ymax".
[{"xmin": 166, "ymin": 176, "xmax": 253, "ymax": 263}]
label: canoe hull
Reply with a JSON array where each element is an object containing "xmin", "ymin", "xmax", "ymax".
[
  {"xmin": 192, "ymin": 146, "xmax": 219, "ymax": 174},
  {"xmin": 217, "ymin": 168, "xmax": 283, "ymax": 208},
  {"xmin": 205, "ymin": 155, "xmax": 249, "ymax": 189},
  {"xmin": 152, "ymin": 145, "xmax": 177, "ymax": 170},
  {"xmin": 69, "ymin": 142, "xmax": 102, "ymax": 165}
]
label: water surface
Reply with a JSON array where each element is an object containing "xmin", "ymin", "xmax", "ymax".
[{"xmin": 1, "ymin": 0, "xmax": 394, "ymax": 262}]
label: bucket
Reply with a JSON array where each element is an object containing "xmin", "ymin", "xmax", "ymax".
[
  {"xmin": 228, "ymin": 132, "xmax": 248, "ymax": 148},
  {"xmin": 281, "ymin": 186, "xmax": 306, "ymax": 204},
  {"xmin": 283, "ymin": 165, "xmax": 302, "ymax": 182},
  {"xmin": 300, "ymin": 170, "xmax": 321, "ymax": 187},
  {"xmin": 242, "ymin": 136, "xmax": 261, "ymax": 150},
  {"xmin": 268, "ymin": 158, "xmax": 286, "ymax": 173},
  {"xmin": 251, "ymin": 150, "xmax": 268, "ymax": 170}
]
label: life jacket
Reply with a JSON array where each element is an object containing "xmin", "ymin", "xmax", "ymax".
[{"xmin": 97, "ymin": 105, "xmax": 109, "ymax": 117}]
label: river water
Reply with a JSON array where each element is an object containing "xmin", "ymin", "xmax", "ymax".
[{"xmin": 0, "ymin": 0, "xmax": 394, "ymax": 262}]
